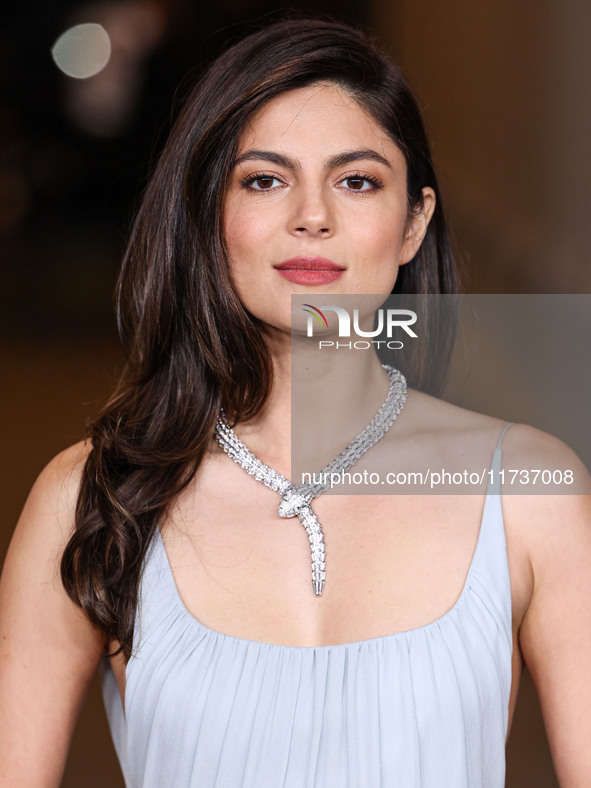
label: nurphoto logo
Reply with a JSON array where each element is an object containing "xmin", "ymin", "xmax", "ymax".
[{"xmin": 302, "ymin": 304, "xmax": 418, "ymax": 350}]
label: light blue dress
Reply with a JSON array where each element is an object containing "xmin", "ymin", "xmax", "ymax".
[{"xmin": 101, "ymin": 426, "xmax": 513, "ymax": 787}]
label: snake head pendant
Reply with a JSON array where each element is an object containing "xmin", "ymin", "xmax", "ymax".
[{"xmin": 278, "ymin": 489, "xmax": 310, "ymax": 518}]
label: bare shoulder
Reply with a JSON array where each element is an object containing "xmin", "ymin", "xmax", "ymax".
[
  {"xmin": 33, "ymin": 439, "xmax": 93, "ymax": 509},
  {"xmin": 498, "ymin": 423, "xmax": 591, "ymax": 562},
  {"xmin": 399, "ymin": 387, "xmax": 508, "ymax": 455},
  {"xmin": 17, "ymin": 440, "xmax": 93, "ymax": 547},
  {"xmin": 496, "ymin": 423, "xmax": 590, "ymax": 512},
  {"xmin": 1, "ymin": 437, "xmax": 98, "ymax": 649},
  {"xmin": 500, "ymin": 421, "xmax": 589, "ymax": 468},
  {"xmin": 499, "ymin": 430, "xmax": 591, "ymax": 784},
  {"xmin": 404, "ymin": 387, "xmax": 503, "ymax": 432},
  {"xmin": 398, "ymin": 389, "xmax": 590, "ymax": 499},
  {"xmin": 405, "ymin": 389, "xmax": 590, "ymax": 479},
  {"xmin": 0, "ymin": 440, "xmax": 103, "ymax": 785},
  {"xmin": 2, "ymin": 437, "xmax": 95, "ymax": 608}
]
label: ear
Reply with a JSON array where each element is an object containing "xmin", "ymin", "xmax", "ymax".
[{"xmin": 399, "ymin": 187, "xmax": 436, "ymax": 265}]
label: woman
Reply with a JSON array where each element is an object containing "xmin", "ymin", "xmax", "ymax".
[{"xmin": 1, "ymin": 18, "xmax": 590, "ymax": 788}]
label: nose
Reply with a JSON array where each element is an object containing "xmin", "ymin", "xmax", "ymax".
[{"xmin": 289, "ymin": 182, "xmax": 334, "ymax": 238}]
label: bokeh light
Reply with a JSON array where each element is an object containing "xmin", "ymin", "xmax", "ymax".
[{"xmin": 51, "ymin": 23, "xmax": 111, "ymax": 79}]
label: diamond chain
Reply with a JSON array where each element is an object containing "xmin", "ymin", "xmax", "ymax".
[{"xmin": 214, "ymin": 365, "xmax": 407, "ymax": 596}]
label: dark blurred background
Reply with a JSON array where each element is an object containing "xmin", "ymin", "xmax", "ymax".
[{"xmin": 2, "ymin": 0, "xmax": 589, "ymax": 785}]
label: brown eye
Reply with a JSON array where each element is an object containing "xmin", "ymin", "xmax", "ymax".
[
  {"xmin": 347, "ymin": 177, "xmax": 366, "ymax": 190},
  {"xmin": 241, "ymin": 174, "xmax": 283, "ymax": 191},
  {"xmin": 340, "ymin": 174, "xmax": 382, "ymax": 192},
  {"xmin": 253, "ymin": 176, "xmax": 275, "ymax": 189}
]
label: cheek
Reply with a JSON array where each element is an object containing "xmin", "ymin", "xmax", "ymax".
[
  {"xmin": 223, "ymin": 207, "xmax": 249, "ymax": 263},
  {"xmin": 349, "ymin": 210, "xmax": 407, "ymax": 268},
  {"xmin": 223, "ymin": 198, "xmax": 274, "ymax": 270},
  {"xmin": 223, "ymin": 207, "xmax": 268, "ymax": 312}
]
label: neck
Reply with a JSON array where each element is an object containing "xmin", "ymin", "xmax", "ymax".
[{"xmin": 232, "ymin": 325, "xmax": 392, "ymax": 479}]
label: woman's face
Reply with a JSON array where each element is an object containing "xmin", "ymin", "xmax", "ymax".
[{"xmin": 223, "ymin": 82, "xmax": 435, "ymax": 333}]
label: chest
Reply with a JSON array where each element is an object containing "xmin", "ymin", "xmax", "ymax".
[
  {"xmin": 158, "ymin": 473, "xmax": 529, "ymax": 646},
  {"xmin": 108, "ymin": 464, "xmax": 532, "ymax": 720},
  {"xmin": 105, "ymin": 484, "xmax": 521, "ymax": 784}
]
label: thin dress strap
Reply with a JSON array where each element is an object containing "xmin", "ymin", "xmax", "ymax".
[
  {"xmin": 488, "ymin": 422, "xmax": 515, "ymax": 492},
  {"xmin": 495, "ymin": 422, "xmax": 515, "ymax": 452}
]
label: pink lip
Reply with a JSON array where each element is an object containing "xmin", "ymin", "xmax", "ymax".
[{"xmin": 274, "ymin": 256, "xmax": 345, "ymax": 285}]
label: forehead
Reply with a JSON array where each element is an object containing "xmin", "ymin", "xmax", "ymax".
[{"xmin": 237, "ymin": 82, "xmax": 400, "ymax": 161}]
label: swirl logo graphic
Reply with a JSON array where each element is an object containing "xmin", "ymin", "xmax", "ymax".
[{"xmin": 302, "ymin": 304, "xmax": 329, "ymax": 329}]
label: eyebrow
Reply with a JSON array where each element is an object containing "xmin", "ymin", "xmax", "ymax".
[{"xmin": 233, "ymin": 148, "xmax": 392, "ymax": 171}]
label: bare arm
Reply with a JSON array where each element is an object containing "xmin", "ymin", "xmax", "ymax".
[
  {"xmin": 506, "ymin": 430, "xmax": 591, "ymax": 786},
  {"xmin": 0, "ymin": 442, "xmax": 106, "ymax": 788}
]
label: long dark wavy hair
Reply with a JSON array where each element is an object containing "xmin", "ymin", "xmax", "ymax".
[{"xmin": 61, "ymin": 17, "xmax": 458, "ymax": 659}]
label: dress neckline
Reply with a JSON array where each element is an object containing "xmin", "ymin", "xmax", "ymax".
[{"xmin": 152, "ymin": 486, "xmax": 500, "ymax": 652}]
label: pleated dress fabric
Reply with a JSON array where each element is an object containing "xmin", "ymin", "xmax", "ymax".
[{"xmin": 101, "ymin": 433, "xmax": 513, "ymax": 788}]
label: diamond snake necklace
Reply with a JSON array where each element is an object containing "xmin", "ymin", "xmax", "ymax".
[{"xmin": 214, "ymin": 365, "xmax": 407, "ymax": 596}]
